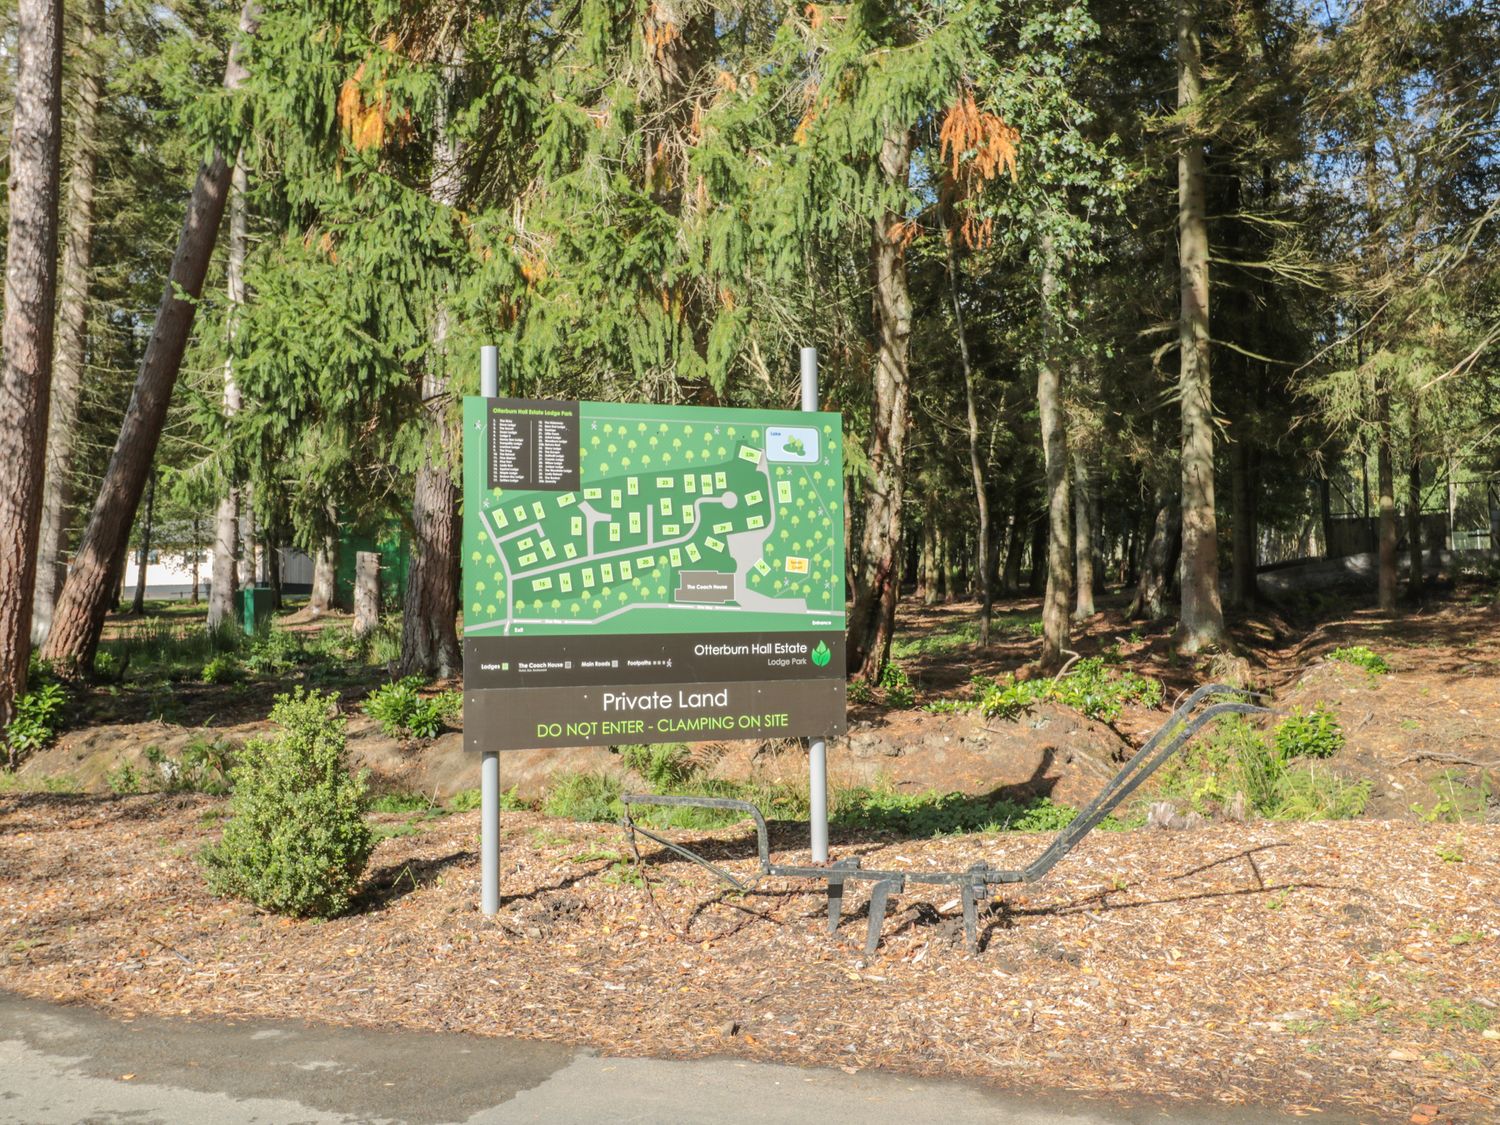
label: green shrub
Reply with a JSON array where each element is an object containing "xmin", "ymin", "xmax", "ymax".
[
  {"xmin": 848, "ymin": 677, "xmax": 876, "ymax": 705},
  {"xmin": 880, "ymin": 663, "xmax": 916, "ymax": 709},
  {"xmin": 980, "ymin": 657, "xmax": 1163, "ymax": 724},
  {"xmin": 200, "ymin": 689, "xmax": 373, "ymax": 918},
  {"xmin": 3, "ymin": 681, "xmax": 67, "ymax": 765},
  {"xmin": 243, "ymin": 629, "xmax": 307, "ymax": 674},
  {"xmin": 107, "ymin": 762, "xmax": 142, "ymax": 795},
  {"xmin": 1155, "ymin": 714, "xmax": 1367, "ymax": 822},
  {"xmin": 1329, "ymin": 645, "xmax": 1390, "ymax": 675},
  {"xmin": 363, "ymin": 677, "xmax": 460, "ymax": 739},
  {"xmin": 201, "ymin": 654, "xmax": 241, "ymax": 685},
  {"xmin": 1273, "ymin": 705, "xmax": 1344, "ymax": 760}
]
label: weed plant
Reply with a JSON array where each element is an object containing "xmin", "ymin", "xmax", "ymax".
[
  {"xmin": 1329, "ymin": 645, "xmax": 1391, "ymax": 675},
  {"xmin": 980, "ymin": 657, "xmax": 1164, "ymax": 723},
  {"xmin": 3, "ymin": 681, "xmax": 67, "ymax": 767},
  {"xmin": 1154, "ymin": 712, "xmax": 1369, "ymax": 821},
  {"xmin": 363, "ymin": 677, "xmax": 461, "ymax": 739}
]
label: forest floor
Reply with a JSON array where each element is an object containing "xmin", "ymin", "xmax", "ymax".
[
  {"xmin": 4, "ymin": 572, "xmax": 1499, "ymax": 1120},
  {"xmin": 1, "ymin": 797, "xmax": 1495, "ymax": 1122}
]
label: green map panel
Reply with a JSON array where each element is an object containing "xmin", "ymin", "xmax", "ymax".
[{"xmin": 463, "ymin": 399, "xmax": 844, "ymax": 638}]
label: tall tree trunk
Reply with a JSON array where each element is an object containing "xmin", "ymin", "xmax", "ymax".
[
  {"xmin": 1073, "ymin": 456, "xmax": 1096, "ymax": 619},
  {"xmin": 1001, "ymin": 510, "xmax": 1026, "ymax": 594},
  {"xmin": 0, "ymin": 0, "xmax": 64, "ymax": 731},
  {"xmin": 32, "ymin": 0, "xmax": 102, "ymax": 649},
  {"xmin": 208, "ymin": 158, "xmax": 248, "ymax": 632},
  {"xmin": 191, "ymin": 516, "xmax": 201, "ymax": 604},
  {"xmin": 1028, "ymin": 515, "xmax": 1048, "ymax": 595},
  {"xmin": 1406, "ymin": 411, "xmax": 1423, "ymax": 599},
  {"xmin": 310, "ymin": 523, "xmax": 337, "ymax": 615},
  {"xmin": 1175, "ymin": 0, "xmax": 1230, "ymax": 653},
  {"xmin": 398, "ymin": 60, "xmax": 464, "ymax": 679},
  {"xmin": 945, "ymin": 231, "xmax": 990, "ymax": 644},
  {"xmin": 846, "ymin": 125, "xmax": 914, "ymax": 684},
  {"xmin": 1376, "ymin": 391, "xmax": 1398, "ymax": 613},
  {"xmin": 1317, "ymin": 468, "xmax": 1334, "ymax": 558},
  {"xmin": 917, "ymin": 518, "xmax": 936, "ymax": 606},
  {"xmin": 42, "ymin": 1, "xmax": 257, "ymax": 677},
  {"xmin": 130, "ymin": 468, "xmax": 157, "ymax": 615},
  {"xmin": 1130, "ymin": 486, "xmax": 1180, "ymax": 620},
  {"xmin": 267, "ymin": 530, "xmax": 282, "ymax": 609},
  {"xmin": 1229, "ymin": 434, "xmax": 1256, "ymax": 609},
  {"xmin": 1037, "ymin": 234, "xmax": 1072, "ymax": 670}
]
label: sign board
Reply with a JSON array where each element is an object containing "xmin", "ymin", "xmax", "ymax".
[{"xmin": 462, "ymin": 398, "xmax": 846, "ymax": 750}]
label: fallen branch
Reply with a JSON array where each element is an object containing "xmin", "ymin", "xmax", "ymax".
[{"xmin": 1398, "ymin": 752, "xmax": 1500, "ymax": 769}]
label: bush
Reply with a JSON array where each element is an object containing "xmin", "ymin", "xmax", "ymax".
[
  {"xmin": 1329, "ymin": 645, "xmax": 1390, "ymax": 675},
  {"xmin": 3, "ymin": 681, "xmax": 67, "ymax": 765},
  {"xmin": 363, "ymin": 677, "xmax": 460, "ymax": 740},
  {"xmin": 1155, "ymin": 713, "xmax": 1367, "ymax": 822},
  {"xmin": 1273, "ymin": 705, "xmax": 1344, "ymax": 760},
  {"xmin": 200, "ymin": 689, "xmax": 373, "ymax": 918},
  {"xmin": 880, "ymin": 663, "xmax": 916, "ymax": 709},
  {"xmin": 980, "ymin": 657, "xmax": 1163, "ymax": 723},
  {"xmin": 201, "ymin": 654, "xmax": 241, "ymax": 685},
  {"xmin": 243, "ymin": 629, "xmax": 307, "ymax": 674}
]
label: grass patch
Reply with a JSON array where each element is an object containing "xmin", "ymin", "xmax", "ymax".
[
  {"xmin": 1329, "ymin": 645, "xmax": 1391, "ymax": 675},
  {"xmin": 1419, "ymin": 1000, "xmax": 1491, "ymax": 1032}
]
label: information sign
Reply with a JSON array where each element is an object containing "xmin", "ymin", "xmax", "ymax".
[{"xmin": 463, "ymin": 398, "xmax": 846, "ymax": 750}]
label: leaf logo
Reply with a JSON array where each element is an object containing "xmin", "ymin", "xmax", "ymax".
[{"xmin": 810, "ymin": 641, "xmax": 831, "ymax": 667}]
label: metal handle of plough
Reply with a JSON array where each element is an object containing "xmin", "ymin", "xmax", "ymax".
[
  {"xmin": 993, "ymin": 685, "xmax": 1274, "ymax": 884},
  {"xmin": 620, "ymin": 794, "xmax": 773, "ymax": 890}
]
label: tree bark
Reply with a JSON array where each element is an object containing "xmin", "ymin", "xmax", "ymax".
[
  {"xmin": 1029, "ymin": 515, "xmax": 1048, "ymax": 596},
  {"xmin": 945, "ymin": 231, "xmax": 991, "ymax": 644},
  {"xmin": 1174, "ymin": 0, "xmax": 1230, "ymax": 653},
  {"xmin": 846, "ymin": 125, "xmax": 914, "ymax": 684},
  {"xmin": 1073, "ymin": 456, "xmax": 1096, "ymax": 619},
  {"xmin": 398, "ymin": 59, "xmax": 465, "ymax": 680},
  {"xmin": 208, "ymin": 158, "xmax": 248, "ymax": 632},
  {"xmin": 32, "ymin": 0, "xmax": 103, "ymax": 649},
  {"xmin": 1001, "ymin": 510, "xmax": 1026, "ymax": 594},
  {"xmin": 353, "ymin": 551, "xmax": 380, "ymax": 639},
  {"xmin": 0, "ymin": 0, "xmax": 64, "ymax": 728},
  {"xmin": 310, "ymin": 530, "xmax": 337, "ymax": 615},
  {"xmin": 1229, "ymin": 434, "xmax": 1256, "ymax": 609},
  {"xmin": 1406, "ymin": 413, "xmax": 1423, "ymax": 599},
  {"xmin": 130, "ymin": 468, "xmax": 157, "ymax": 615},
  {"xmin": 1377, "ymin": 392, "xmax": 1398, "ymax": 613},
  {"xmin": 1037, "ymin": 233, "xmax": 1072, "ymax": 670},
  {"xmin": 42, "ymin": 1, "xmax": 257, "ymax": 677},
  {"xmin": 1317, "ymin": 469, "xmax": 1334, "ymax": 558},
  {"xmin": 1130, "ymin": 486, "xmax": 1180, "ymax": 620}
]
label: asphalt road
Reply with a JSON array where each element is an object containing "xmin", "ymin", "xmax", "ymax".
[{"xmin": 1, "ymin": 992, "xmax": 1347, "ymax": 1124}]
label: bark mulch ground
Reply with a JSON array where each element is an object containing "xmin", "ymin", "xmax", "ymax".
[{"xmin": 2, "ymin": 794, "xmax": 1496, "ymax": 1122}]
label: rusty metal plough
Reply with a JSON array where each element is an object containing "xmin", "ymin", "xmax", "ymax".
[{"xmin": 621, "ymin": 684, "xmax": 1271, "ymax": 954}]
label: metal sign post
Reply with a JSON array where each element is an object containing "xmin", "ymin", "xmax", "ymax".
[
  {"xmin": 800, "ymin": 346, "xmax": 829, "ymax": 864},
  {"xmin": 479, "ymin": 345, "xmax": 501, "ymax": 916}
]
